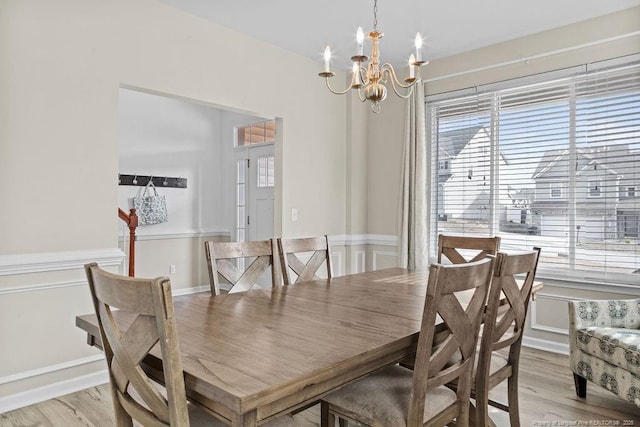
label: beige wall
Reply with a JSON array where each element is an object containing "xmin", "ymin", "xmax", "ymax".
[
  {"xmin": 0, "ymin": 0, "xmax": 354, "ymax": 402},
  {"xmin": 0, "ymin": 0, "xmax": 351, "ymax": 256}
]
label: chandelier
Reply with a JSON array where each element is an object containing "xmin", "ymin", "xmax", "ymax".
[{"xmin": 318, "ymin": 0, "xmax": 428, "ymax": 113}]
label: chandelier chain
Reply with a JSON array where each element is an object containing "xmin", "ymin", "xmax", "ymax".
[{"xmin": 373, "ymin": 0, "xmax": 378, "ymax": 31}]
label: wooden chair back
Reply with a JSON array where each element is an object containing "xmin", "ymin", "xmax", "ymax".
[
  {"xmin": 437, "ymin": 234, "xmax": 501, "ymax": 265},
  {"xmin": 277, "ymin": 235, "xmax": 333, "ymax": 285},
  {"xmin": 84, "ymin": 263, "xmax": 189, "ymax": 427},
  {"xmin": 474, "ymin": 247, "xmax": 541, "ymax": 426},
  {"xmin": 204, "ymin": 239, "xmax": 279, "ymax": 295},
  {"xmin": 407, "ymin": 257, "xmax": 495, "ymax": 426}
]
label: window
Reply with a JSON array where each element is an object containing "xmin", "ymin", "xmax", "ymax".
[
  {"xmin": 439, "ymin": 159, "xmax": 449, "ymax": 170},
  {"xmin": 256, "ymin": 155, "xmax": 275, "ymax": 188},
  {"xmin": 588, "ymin": 180, "xmax": 602, "ymax": 198},
  {"xmin": 427, "ymin": 59, "xmax": 640, "ymax": 286},
  {"xmin": 235, "ymin": 160, "xmax": 246, "ymax": 242},
  {"xmin": 235, "ymin": 119, "xmax": 275, "ymax": 146}
]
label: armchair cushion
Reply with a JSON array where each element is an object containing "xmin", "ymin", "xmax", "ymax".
[
  {"xmin": 569, "ymin": 298, "xmax": 640, "ymax": 408},
  {"xmin": 576, "ymin": 327, "xmax": 640, "ymax": 375}
]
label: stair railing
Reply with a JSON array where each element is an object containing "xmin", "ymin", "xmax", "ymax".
[{"xmin": 118, "ymin": 208, "xmax": 138, "ymax": 277}]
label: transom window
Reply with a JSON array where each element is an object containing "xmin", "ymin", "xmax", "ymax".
[{"xmin": 236, "ymin": 119, "xmax": 275, "ymax": 146}]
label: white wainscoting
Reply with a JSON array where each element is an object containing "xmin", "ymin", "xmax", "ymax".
[
  {"xmin": 372, "ymin": 250, "xmax": 398, "ymax": 271},
  {"xmin": 354, "ymin": 251, "xmax": 366, "ymax": 274},
  {"xmin": 529, "ymin": 293, "xmax": 577, "ymax": 336},
  {"xmin": 0, "ymin": 248, "xmax": 125, "ymax": 412}
]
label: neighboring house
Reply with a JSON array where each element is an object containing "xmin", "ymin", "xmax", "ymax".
[
  {"xmin": 531, "ymin": 145, "xmax": 640, "ymax": 239},
  {"xmin": 437, "ymin": 126, "xmax": 511, "ymax": 222}
]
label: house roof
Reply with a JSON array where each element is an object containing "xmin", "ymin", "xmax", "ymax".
[
  {"xmin": 438, "ymin": 125, "xmax": 485, "ymax": 159},
  {"xmin": 532, "ymin": 145, "xmax": 639, "ymax": 180}
]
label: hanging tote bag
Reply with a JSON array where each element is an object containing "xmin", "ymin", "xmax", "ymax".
[{"xmin": 133, "ymin": 179, "xmax": 168, "ymax": 225}]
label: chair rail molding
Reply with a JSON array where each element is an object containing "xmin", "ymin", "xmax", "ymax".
[
  {"xmin": 0, "ymin": 248, "xmax": 125, "ymax": 276},
  {"xmin": 329, "ymin": 234, "xmax": 398, "ymax": 247},
  {"xmin": 119, "ymin": 230, "xmax": 230, "ymax": 242}
]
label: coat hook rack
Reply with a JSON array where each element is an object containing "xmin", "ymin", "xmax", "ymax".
[{"xmin": 118, "ymin": 174, "xmax": 187, "ymax": 189}]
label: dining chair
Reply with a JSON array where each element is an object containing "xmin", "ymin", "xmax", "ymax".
[
  {"xmin": 85, "ymin": 263, "xmax": 190, "ymax": 426},
  {"xmin": 277, "ymin": 235, "xmax": 333, "ymax": 285},
  {"xmin": 84, "ymin": 263, "xmax": 295, "ymax": 427},
  {"xmin": 320, "ymin": 257, "xmax": 495, "ymax": 427},
  {"xmin": 437, "ymin": 234, "xmax": 501, "ymax": 265},
  {"xmin": 469, "ymin": 247, "xmax": 541, "ymax": 427},
  {"xmin": 204, "ymin": 239, "xmax": 279, "ymax": 295}
]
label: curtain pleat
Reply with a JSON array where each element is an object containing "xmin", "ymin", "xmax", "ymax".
[{"xmin": 398, "ymin": 82, "xmax": 429, "ymax": 270}]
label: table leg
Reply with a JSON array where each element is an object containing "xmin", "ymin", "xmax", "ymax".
[{"xmin": 231, "ymin": 409, "xmax": 257, "ymax": 427}]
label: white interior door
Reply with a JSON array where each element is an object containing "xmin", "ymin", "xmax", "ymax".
[
  {"xmin": 248, "ymin": 145, "xmax": 275, "ymax": 241},
  {"xmin": 235, "ymin": 144, "xmax": 274, "ymax": 243}
]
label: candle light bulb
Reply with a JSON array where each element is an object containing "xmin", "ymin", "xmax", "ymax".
[
  {"xmin": 409, "ymin": 54, "xmax": 416, "ymax": 78},
  {"xmin": 323, "ymin": 46, "xmax": 331, "ymax": 72},
  {"xmin": 352, "ymin": 62, "xmax": 362, "ymax": 85},
  {"xmin": 414, "ymin": 32, "xmax": 423, "ymax": 62},
  {"xmin": 356, "ymin": 26, "xmax": 364, "ymax": 56}
]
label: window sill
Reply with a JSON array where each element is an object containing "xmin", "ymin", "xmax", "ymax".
[{"xmin": 536, "ymin": 271, "xmax": 640, "ymax": 296}]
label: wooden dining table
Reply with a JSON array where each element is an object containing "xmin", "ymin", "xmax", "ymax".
[{"xmin": 75, "ymin": 267, "xmax": 541, "ymax": 426}]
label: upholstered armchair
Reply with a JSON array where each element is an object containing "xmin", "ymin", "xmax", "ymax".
[{"xmin": 568, "ymin": 298, "xmax": 640, "ymax": 408}]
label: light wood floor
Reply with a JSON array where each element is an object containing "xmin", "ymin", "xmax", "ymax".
[{"xmin": 1, "ymin": 347, "xmax": 638, "ymax": 426}]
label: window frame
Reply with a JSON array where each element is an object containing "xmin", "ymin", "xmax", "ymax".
[
  {"xmin": 426, "ymin": 57, "xmax": 640, "ymax": 288},
  {"xmin": 550, "ymin": 183, "xmax": 563, "ymax": 199},
  {"xmin": 587, "ymin": 180, "xmax": 603, "ymax": 198}
]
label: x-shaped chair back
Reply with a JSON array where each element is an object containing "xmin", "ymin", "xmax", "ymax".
[
  {"xmin": 205, "ymin": 239, "xmax": 279, "ymax": 295},
  {"xmin": 407, "ymin": 257, "xmax": 494, "ymax": 425},
  {"xmin": 437, "ymin": 234, "xmax": 501, "ymax": 265},
  {"xmin": 278, "ymin": 236, "xmax": 333, "ymax": 285},
  {"xmin": 473, "ymin": 247, "xmax": 541, "ymax": 426},
  {"xmin": 84, "ymin": 263, "xmax": 189, "ymax": 427}
]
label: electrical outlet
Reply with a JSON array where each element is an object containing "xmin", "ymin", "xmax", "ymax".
[
  {"xmin": 291, "ymin": 208, "xmax": 298, "ymax": 222},
  {"xmin": 170, "ymin": 265, "xmax": 176, "ymax": 274}
]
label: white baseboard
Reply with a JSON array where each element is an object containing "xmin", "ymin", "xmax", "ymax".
[
  {"xmin": 173, "ymin": 285, "xmax": 209, "ymax": 296},
  {"xmin": 0, "ymin": 370, "xmax": 109, "ymax": 414},
  {"xmin": 522, "ymin": 336, "xmax": 570, "ymax": 356}
]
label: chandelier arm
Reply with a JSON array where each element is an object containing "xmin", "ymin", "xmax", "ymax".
[
  {"xmin": 324, "ymin": 77, "xmax": 355, "ymax": 95},
  {"xmin": 356, "ymin": 86, "xmax": 366, "ymax": 102},
  {"xmin": 381, "ymin": 63, "xmax": 416, "ymax": 90},
  {"xmin": 358, "ymin": 67, "xmax": 368, "ymax": 86},
  {"xmin": 381, "ymin": 65, "xmax": 414, "ymax": 99}
]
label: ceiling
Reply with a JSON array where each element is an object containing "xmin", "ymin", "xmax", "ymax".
[{"xmin": 158, "ymin": 0, "xmax": 640, "ymax": 69}]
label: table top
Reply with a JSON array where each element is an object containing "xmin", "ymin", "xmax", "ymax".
[
  {"xmin": 77, "ymin": 268, "xmax": 431, "ymax": 424},
  {"xmin": 75, "ymin": 267, "xmax": 541, "ymax": 426}
]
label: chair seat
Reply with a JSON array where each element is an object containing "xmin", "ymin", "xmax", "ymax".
[
  {"xmin": 322, "ymin": 365, "xmax": 457, "ymax": 426},
  {"xmin": 576, "ymin": 327, "xmax": 640, "ymax": 376}
]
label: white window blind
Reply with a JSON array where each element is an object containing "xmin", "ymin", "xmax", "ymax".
[{"xmin": 427, "ymin": 58, "xmax": 640, "ymax": 286}]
